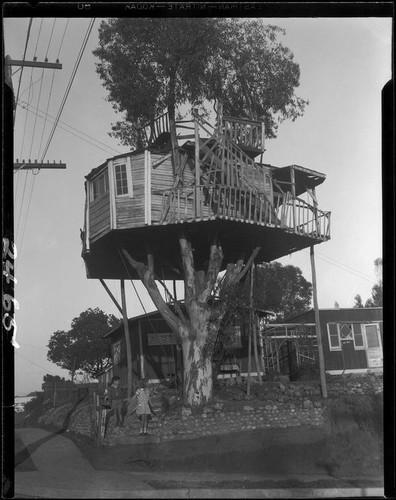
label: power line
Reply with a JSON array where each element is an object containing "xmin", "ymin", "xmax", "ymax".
[
  {"xmin": 18, "ymin": 100, "xmax": 121, "ymax": 155},
  {"xmin": 40, "ymin": 18, "xmax": 96, "ymax": 162},
  {"xmin": 315, "ymin": 252, "xmax": 377, "ymax": 284},
  {"xmin": 14, "ymin": 18, "xmax": 33, "ymax": 125},
  {"xmin": 16, "ymin": 351, "xmax": 59, "ymax": 376}
]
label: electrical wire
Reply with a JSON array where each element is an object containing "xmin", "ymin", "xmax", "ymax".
[
  {"xmin": 40, "ymin": 18, "xmax": 96, "ymax": 163},
  {"xmin": 316, "ymin": 250, "xmax": 378, "ymax": 281},
  {"xmin": 15, "ymin": 19, "xmax": 43, "ymax": 225},
  {"xmin": 14, "ymin": 18, "xmax": 33, "ymax": 125},
  {"xmin": 18, "ymin": 100, "xmax": 121, "ymax": 156},
  {"xmin": 315, "ymin": 251, "xmax": 377, "ymax": 283},
  {"xmin": 16, "ymin": 351, "xmax": 60, "ymax": 376}
]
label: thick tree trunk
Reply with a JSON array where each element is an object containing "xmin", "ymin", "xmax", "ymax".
[
  {"xmin": 121, "ymin": 241, "xmax": 261, "ymax": 407},
  {"xmin": 182, "ymin": 336, "xmax": 213, "ymax": 405}
]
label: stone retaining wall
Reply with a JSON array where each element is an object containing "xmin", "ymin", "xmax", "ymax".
[{"xmin": 37, "ymin": 373, "xmax": 382, "ymax": 444}]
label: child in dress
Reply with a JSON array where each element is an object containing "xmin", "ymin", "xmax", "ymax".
[{"xmin": 129, "ymin": 379, "xmax": 155, "ymax": 435}]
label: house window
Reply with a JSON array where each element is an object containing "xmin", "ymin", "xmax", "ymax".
[
  {"xmin": 91, "ymin": 172, "xmax": 109, "ymax": 201},
  {"xmin": 112, "ymin": 342, "xmax": 121, "ymax": 364},
  {"xmin": 339, "ymin": 323, "xmax": 353, "ymax": 341},
  {"xmin": 352, "ymin": 323, "xmax": 365, "ymax": 349},
  {"xmin": 228, "ymin": 326, "xmax": 242, "ymax": 348},
  {"xmin": 327, "ymin": 323, "xmax": 341, "ymax": 350},
  {"xmin": 115, "ymin": 163, "xmax": 128, "ymax": 196}
]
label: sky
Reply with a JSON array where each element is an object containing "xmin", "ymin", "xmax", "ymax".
[{"xmin": 3, "ymin": 16, "xmax": 391, "ymax": 396}]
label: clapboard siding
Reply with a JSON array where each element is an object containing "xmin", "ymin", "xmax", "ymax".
[
  {"xmin": 115, "ymin": 153, "xmax": 146, "ymax": 229},
  {"xmin": 151, "ymin": 155, "xmax": 176, "ymax": 222},
  {"xmin": 89, "ymin": 192, "xmax": 110, "ymax": 241}
]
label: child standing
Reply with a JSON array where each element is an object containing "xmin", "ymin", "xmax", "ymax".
[
  {"xmin": 129, "ymin": 379, "xmax": 155, "ymax": 435},
  {"xmin": 104, "ymin": 376, "xmax": 124, "ymax": 427}
]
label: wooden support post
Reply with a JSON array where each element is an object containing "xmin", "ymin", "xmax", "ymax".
[
  {"xmin": 247, "ymin": 321, "xmax": 252, "ymax": 396},
  {"xmin": 258, "ymin": 317, "xmax": 266, "ymax": 376},
  {"xmin": 251, "ymin": 264, "xmax": 262, "ymax": 384},
  {"xmin": 290, "ymin": 166, "xmax": 297, "ymax": 233},
  {"xmin": 310, "ymin": 246, "xmax": 327, "ymax": 398},
  {"xmin": 138, "ymin": 319, "xmax": 145, "ymax": 379},
  {"xmin": 194, "ymin": 107, "xmax": 200, "ymax": 218},
  {"xmin": 99, "ymin": 279, "xmax": 123, "ymax": 315},
  {"xmin": 120, "ymin": 280, "xmax": 133, "ymax": 396}
]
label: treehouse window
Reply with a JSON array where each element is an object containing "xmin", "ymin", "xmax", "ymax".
[
  {"xmin": 115, "ymin": 164, "xmax": 128, "ymax": 196},
  {"xmin": 91, "ymin": 172, "xmax": 109, "ymax": 201}
]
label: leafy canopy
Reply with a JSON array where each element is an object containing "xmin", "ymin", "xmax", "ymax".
[
  {"xmin": 220, "ymin": 262, "xmax": 312, "ymax": 323},
  {"xmin": 93, "ymin": 18, "xmax": 308, "ymax": 147},
  {"xmin": 47, "ymin": 308, "xmax": 120, "ymax": 378}
]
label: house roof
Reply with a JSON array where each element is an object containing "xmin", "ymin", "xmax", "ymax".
[
  {"xmin": 271, "ymin": 164, "xmax": 326, "ymax": 197},
  {"xmin": 103, "ymin": 302, "xmax": 276, "ymax": 339},
  {"xmin": 285, "ymin": 307, "xmax": 383, "ymax": 323}
]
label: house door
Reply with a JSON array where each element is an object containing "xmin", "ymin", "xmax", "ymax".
[{"xmin": 363, "ymin": 324, "xmax": 382, "ymax": 368}]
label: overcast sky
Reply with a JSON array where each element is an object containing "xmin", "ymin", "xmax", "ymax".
[{"xmin": 4, "ymin": 16, "xmax": 391, "ymax": 396}]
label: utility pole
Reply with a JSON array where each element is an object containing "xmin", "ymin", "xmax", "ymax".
[
  {"xmin": 5, "ymin": 54, "xmax": 66, "ymax": 171},
  {"xmin": 310, "ymin": 245, "xmax": 327, "ymax": 398}
]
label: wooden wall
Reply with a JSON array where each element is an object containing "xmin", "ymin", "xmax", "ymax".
[
  {"xmin": 151, "ymin": 153, "xmax": 176, "ymax": 222},
  {"xmin": 115, "ymin": 153, "xmax": 146, "ymax": 229},
  {"xmin": 89, "ymin": 192, "xmax": 111, "ymax": 242}
]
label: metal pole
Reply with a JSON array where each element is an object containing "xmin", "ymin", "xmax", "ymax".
[{"xmin": 310, "ymin": 246, "xmax": 327, "ymax": 398}]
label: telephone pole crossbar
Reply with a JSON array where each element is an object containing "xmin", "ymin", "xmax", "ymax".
[
  {"xmin": 7, "ymin": 59, "xmax": 62, "ymax": 70},
  {"xmin": 14, "ymin": 161, "xmax": 66, "ymax": 170}
]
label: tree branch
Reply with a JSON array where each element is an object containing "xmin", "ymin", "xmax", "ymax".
[
  {"xmin": 178, "ymin": 231, "xmax": 196, "ymax": 307},
  {"xmin": 120, "ymin": 248, "xmax": 182, "ymax": 337},
  {"xmin": 198, "ymin": 235, "xmax": 224, "ymax": 303}
]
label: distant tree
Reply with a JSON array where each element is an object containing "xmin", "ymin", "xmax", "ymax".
[
  {"xmin": 354, "ymin": 294, "xmax": 364, "ymax": 308},
  {"xmin": 334, "ymin": 301, "xmax": 340, "ymax": 310},
  {"xmin": 47, "ymin": 308, "xmax": 120, "ymax": 380},
  {"xmin": 365, "ymin": 258, "xmax": 383, "ymax": 307},
  {"xmin": 41, "ymin": 374, "xmax": 72, "ymax": 390},
  {"xmin": 222, "ymin": 262, "xmax": 312, "ymax": 322},
  {"xmin": 252, "ymin": 263, "xmax": 312, "ymax": 320}
]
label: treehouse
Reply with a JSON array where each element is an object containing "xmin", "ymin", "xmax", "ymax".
[{"xmin": 81, "ymin": 108, "xmax": 331, "ymax": 280}]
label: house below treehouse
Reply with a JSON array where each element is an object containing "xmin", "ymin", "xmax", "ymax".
[{"xmin": 81, "ymin": 113, "xmax": 330, "ymax": 280}]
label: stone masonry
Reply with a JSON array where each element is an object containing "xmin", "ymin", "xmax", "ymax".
[{"xmin": 37, "ymin": 372, "xmax": 382, "ymax": 446}]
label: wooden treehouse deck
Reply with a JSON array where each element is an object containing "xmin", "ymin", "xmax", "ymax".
[{"xmin": 82, "ymin": 108, "xmax": 330, "ymax": 280}]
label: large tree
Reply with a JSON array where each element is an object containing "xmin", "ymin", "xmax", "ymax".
[
  {"xmin": 47, "ymin": 308, "xmax": 120, "ymax": 381},
  {"xmin": 93, "ymin": 18, "xmax": 307, "ymax": 149},
  {"xmin": 93, "ymin": 18, "xmax": 308, "ymax": 405}
]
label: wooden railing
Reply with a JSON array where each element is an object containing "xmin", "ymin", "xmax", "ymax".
[
  {"xmin": 223, "ymin": 116, "xmax": 265, "ymax": 153},
  {"xmin": 142, "ymin": 112, "xmax": 170, "ymax": 146},
  {"xmin": 158, "ymin": 185, "xmax": 330, "ymax": 240}
]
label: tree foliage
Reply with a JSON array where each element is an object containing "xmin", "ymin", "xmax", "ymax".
[
  {"xmin": 41, "ymin": 374, "xmax": 73, "ymax": 390},
  {"xmin": 247, "ymin": 262, "xmax": 312, "ymax": 320},
  {"xmin": 94, "ymin": 18, "xmax": 222, "ymax": 148},
  {"xmin": 354, "ymin": 258, "xmax": 383, "ymax": 308},
  {"xmin": 209, "ymin": 20, "xmax": 308, "ymax": 134},
  {"xmin": 47, "ymin": 308, "xmax": 120, "ymax": 378},
  {"xmin": 353, "ymin": 294, "xmax": 364, "ymax": 308},
  {"xmin": 93, "ymin": 18, "xmax": 307, "ymax": 148}
]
